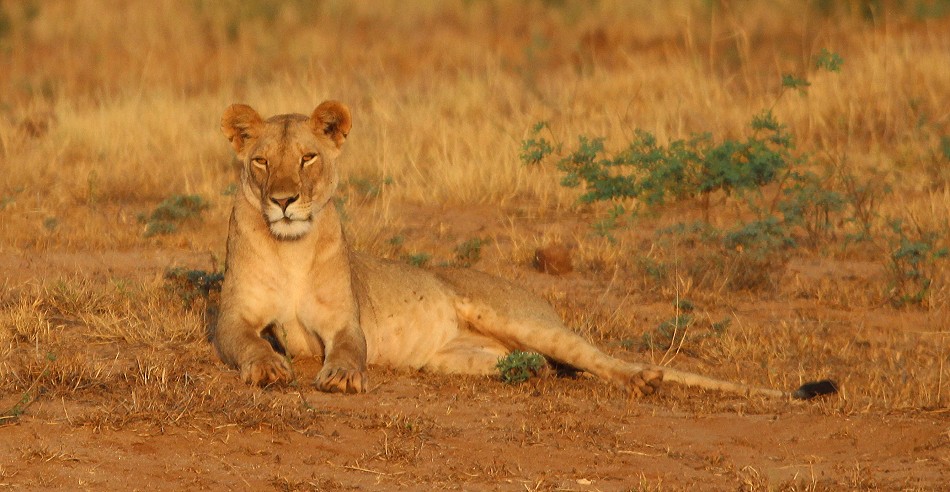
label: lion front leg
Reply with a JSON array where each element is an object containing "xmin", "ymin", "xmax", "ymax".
[
  {"xmin": 314, "ymin": 322, "xmax": 368, "ymax": 394},
  {"xmin": 214, "ymin": 315, "xmax": 292, "ymax": 386}
]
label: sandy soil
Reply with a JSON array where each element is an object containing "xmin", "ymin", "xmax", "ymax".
[
  {"xmin": 2, "ymin": 375, "xmax": 947, "ymax": 490},
  {"xmin": 1, "ymin": 243, "xmax": 948, "ymax": 491}
]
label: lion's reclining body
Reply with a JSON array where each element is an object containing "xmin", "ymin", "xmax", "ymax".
[{"xmin": 213, "ymin": 101, "xmax": 833, "ymax": 400}]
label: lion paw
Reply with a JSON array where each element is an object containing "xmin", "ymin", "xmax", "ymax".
[
  {"xmin": 627, "ymin": 368, "xmax": 664, "ymax": 398},
  {"xmin": 315, "ymin": 365, "xmax": 367, "ymax": 394},
  {"xmin": 240, "ymin": 353, "xmax": 292, "ymax": 386}
]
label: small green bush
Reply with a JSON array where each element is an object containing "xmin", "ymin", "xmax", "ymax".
[
  {"xmin": 455, "ymin": 238, "xmax": 488, "ymax": 266},
  {"xmin": 497, "ymin": 351, "xmax": 546, "ymax": 384},
  {"xmin": 141, "ymin": 194, "xmax": 209, "ymax": 237},
  {"xmin": 885, "ymin": 220, "xmax": 948, "ymax": 307},
  {"xmin": 519, "ymin": 50, "xmax": 880, "ymax": 292},
  {"xmin": 549, "ymin": 110, "xmax": 801, "ymax": 222},
  {"xmin": 520, "ymin": 121, "xmax": 558, "ymax": 165},
  {"xmin": 402, "ymin": 252, "xmax": 432, "ymax": 268},
  {"xmin": 815, "ymin": 48, "xmax": 844, "ymax": 72}
]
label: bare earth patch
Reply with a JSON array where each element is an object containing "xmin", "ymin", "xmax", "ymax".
[{"xmin": 2, "ymin": 239, "xmax": 947, "ymax": 490}]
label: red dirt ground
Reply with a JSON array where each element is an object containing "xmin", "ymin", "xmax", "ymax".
[{"xmin": 1, "ymin": 215, "xmax": 948, "ymax": 490}]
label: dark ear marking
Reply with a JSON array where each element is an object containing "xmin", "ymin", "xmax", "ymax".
[{"xmin": 324, "ymin": 122, "xmax": 344, "ymax": 138}]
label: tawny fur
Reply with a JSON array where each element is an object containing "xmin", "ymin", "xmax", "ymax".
[{"xmin": 214, "ymin": 101, "xmax": 799, "ymax": 399}]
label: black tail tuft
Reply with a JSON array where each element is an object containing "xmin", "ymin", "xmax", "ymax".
[{"xmin": 792, "ymin": 379, "xmax": 839, "ymax": 400}]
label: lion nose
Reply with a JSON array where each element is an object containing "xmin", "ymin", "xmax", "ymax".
[{"xmin": 269, "ymin": 194, "xmax": 300, "ymax": 211}]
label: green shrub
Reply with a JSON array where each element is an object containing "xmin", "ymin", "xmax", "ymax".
[
  {"xmin": 550, "ymin": 109, "xmax": 804, "ymax": 225},
  {"xmin": 402, "ymin": 253, "xmax": 432, "ymax": 268},
  {"xmin": 455, "ymin": 238, "xmax": 488, "ymax": 267},
  {"xmin": 141, "ymin": 194, "xmax": 209, "ymax": 237},
  {"xmin": 885, "ymin": 220, "xmax": 948, "ymax": 307},
  {"xmin": 520, "ymin": 121, "xmax": 558, "ymax": 165},
  {"xmin": 497, "ymin": 351, "xmax": 546, "ymax": 384},
  {"xmin": 519, "ymin": 50, "xmax": 868, "ymax": 292}
]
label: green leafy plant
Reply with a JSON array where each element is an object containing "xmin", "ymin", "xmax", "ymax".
[
  {"xmin": 140, "ymin": 194, "xmax": 209, "ymax": 237},
  {"xmin": 520, "ymin": 121, "xmax": 558, "ymax": 165},
  {"xmin": 497, "ymin": 351, "xmax": 546, "ymax": 384},
  {"xmin": 815, "ymin": 48, "xmax": 844, "ymax": 72},
  {"xmin": 592, "ymin": 204, "xmax": 627, "ymax": 241},
  {"xmin": 521, "ymin": 50, "xmax": 854, "ymax": 292},
  {"xmin": 455, "ymin": 238, "xmax": 488, "ymax": 267},
  {"xmin": 781, "ymin": 73, "xmax": 811, "ymax": 93},
  {"xmin": 388, "ymin": 235, "xmax": 405, "ymax": 247},
  {"xmin": 547, "ymin": 113, "xmax": 824, "ymax": 290},
  {"xmin": 403, "ymin": 252, "xmax": 432, "ymax": 268},
  {"xmin": 837, "ymin": 164, "xmax": 891, "ymax": 244},
  {"xmin": 778, "ymin": 169, "xmax": 846, "ymax": 245},
  {"xmin": 884, "ymin": 219, "xmax": 948, "ymax": 307},
  {"xmin": 553, "ymin": 110, "xmax": 803, "ymax": 224}
]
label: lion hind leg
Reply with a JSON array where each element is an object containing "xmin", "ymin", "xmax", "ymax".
[{"xmin": 453, "ymin": 297, "xmax": 662, "ymax": 396}]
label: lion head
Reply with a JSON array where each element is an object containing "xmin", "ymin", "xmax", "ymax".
[{"xmin": 220, "ymin": 101, "xmax": 352, "ymax": 240}]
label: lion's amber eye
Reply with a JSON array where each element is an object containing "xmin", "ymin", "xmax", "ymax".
[
  {"xmin": 251, "ymin": 157, "xmax": 268, "ymax": 168},
  {"xmin": 300, "ymin": 153, "xmax": 318, "ymax": 166}
]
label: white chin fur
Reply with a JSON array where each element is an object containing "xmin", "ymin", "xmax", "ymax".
[
  {"xmin": 263, "ymin": 201, "xmax": 313, "ymax": 240},
  {"xmin": 269, "ymin": 219, "xmax": 312, "ymax": 239}
]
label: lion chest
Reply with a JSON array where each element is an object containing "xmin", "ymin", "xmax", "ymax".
[{"xmin": 236, "ymin": 251, "xmax": 349, "ymax": 355}]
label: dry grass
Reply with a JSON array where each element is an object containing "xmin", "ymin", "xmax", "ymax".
[{"xmin": 1, "ymin": 1, "xmax": 949, "ymax": 489}]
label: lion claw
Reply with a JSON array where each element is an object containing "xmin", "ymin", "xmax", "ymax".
[
  {"xmin": 240, "ymin": 354, "xmax": 292, "ymax": 386},
  {"xmin": 315, "ymin": 365, "xmax": 367, "ymax": 394}
]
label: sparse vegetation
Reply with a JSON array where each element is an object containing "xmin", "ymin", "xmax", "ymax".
[
  {"xmin": 640, "ymin": 314, "xmax": 731, "ymax": 355},
  {"xmin": 454, "ymin": 237, "xmax": 488, "ymax": 267},
  {"xmin": 347, "ymin": 176, "xmax": 392, "ymax": 202},
  {"xmin": 1, "ymin": 352, "xmax": 55, "ymax": 424},
  {"xmin": 523, "ymin": 52, "xmax": 949, "ymax": 297},
  {"xmin": 139, "ymin": 194, "xmax": 209, "ymax": 237},
  {"xmin": 402, "ymin": 252, "xmax": 432, "ymax": 268},
  {"xmin": 884, "ymin": 219, "xmax": 949, "ymax": 307}
]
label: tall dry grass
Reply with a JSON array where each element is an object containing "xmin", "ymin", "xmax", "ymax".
[{"xmin": 1, "ymin": 2, "xmax": 946, "ymax": 211}]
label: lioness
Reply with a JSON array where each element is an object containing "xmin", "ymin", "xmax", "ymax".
[{"xmin": 214, "ymin": 101, "xmax": 836, "ymax": 400}]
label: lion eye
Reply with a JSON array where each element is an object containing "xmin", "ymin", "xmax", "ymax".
[
  {"xmin": 252, "ymin": 157, "xmax": 268, "ymax": 168},
  {"xmin": 300, "ymin": 153, "xmax": 318, "ymax": 166}
]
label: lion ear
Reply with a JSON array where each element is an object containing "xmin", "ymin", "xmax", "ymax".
[
  {"xmin": 310, "ymin": 100, "xmax": 352, "ymax": 149},
  {"xmin": 221, "ymin": 104, "xmax": 263, "ymax": 157}
]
